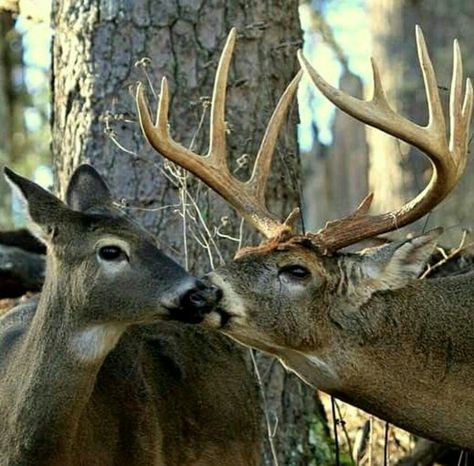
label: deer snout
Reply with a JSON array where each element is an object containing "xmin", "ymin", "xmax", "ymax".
[
  {"xmin": 181, "ymin": 281, "xmax": 223, "ymax": 312},
  {"xmin": 165, "ymin": 279, "xmax": 223, "ymax": 324}
]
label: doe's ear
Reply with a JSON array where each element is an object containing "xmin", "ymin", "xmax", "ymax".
[
  {"xmin": 66, "ymin": 164, "xmax": 113, "ymax": 212},
  {"xmin": 4, "ymin": 167, "xmax": 69, "ymax": 242},
  {"xmin": 360, "ymin": 229, "xmax": 442, "ymax": 293}
]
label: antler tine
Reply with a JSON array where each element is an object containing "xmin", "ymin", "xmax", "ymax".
[
  {"xmin": 248, "ymin": 70, "xmax": 303, "ymax": 203},
  {"xmin": 461, "ymin": 77, "xmax": 474, "ymax": 158},
  {"xmin": 299, "ymin": 26, "xmax": 473, "ymax": 252},
  {"xmin": 415, "ymin": 26, "xmax": 447, "ymax": 140},
  {"xmin": 136, "ymin": 29, "xmax": 299, "ymax": 239},
  {"xmin": 297, "ymin": 28, "xmax": 446, "ymax": 157},
  {"xmin": 449, "ymin": 39, "xmax": 463, "ymax": 162},
  {"xmin": 208, "ymin": 27, "xmax": 236, "ymax": 168},
  {"xmin": 450, "ymin": 39, "xmax": 473, "ymax": 172},
  {"xmin": 136, "ymin": 77, "xmax": 203, "ymax": 170}
]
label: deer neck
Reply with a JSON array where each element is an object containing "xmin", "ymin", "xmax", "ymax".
[
  {"xmin": 281, "ymin": 274, "xmax": 474, "ymax": 449},
  {"xmin": 1, "ymin": 259, "xmax": 126, "ymax": 464}
]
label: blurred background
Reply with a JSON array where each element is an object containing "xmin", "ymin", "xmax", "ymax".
[
  {"xmin": 1, "ymin": 1, "xmax": 473, "ymax": 465},
  {"xmin": 3, "ymin": 0, "xmax": 474, "ymax": 246}
]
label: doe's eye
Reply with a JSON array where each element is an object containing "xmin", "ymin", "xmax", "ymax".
[
  {"xmin": 98, "ymin": 245, "xmax": 127, "ymax": 262},
  {"xmin": 279, "ymin": 265, "xmax": 311, "ymax": 280}
]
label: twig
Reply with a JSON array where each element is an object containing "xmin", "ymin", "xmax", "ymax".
[
  {"xmin": 384, "ymin": 422, "xmax": 390, "ymax": 466},
  {"xmin": 335, "ymin": 400, "xmax": 356, "ymax": 466},
  {"xmin": 420, "ymin": 230, "xmax": 472, "ymax": 279},
  {"xmin": 368, "ymin": 416, "xmax": 373, "ymax": 466},
  {"xmin": 135, "ymin": 57, "xmax": 157, "ymax": 99},
  {"xmin": 237, "ymin": 218, "xmax": 245, "ymax": 252},
  {"xmin": 332, "ymin": 397, "xmax": 341, "ymax": 466},
  {"xmin": 250, "ymin": 349, "xmax": 280, "ymax": 466},
  {"xmin": 180, "ymin": 177, "xmax": 189, "ymax": 271},
  {"xmin": 125, "ymin": 202, "xmax": 188, "ymax": 212}
]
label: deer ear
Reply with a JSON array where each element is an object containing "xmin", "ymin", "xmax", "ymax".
[
  {"xmin": 66, "ymin": 164, "xmax": 113, "ymax": 212},
  {"xmin": 4, "ymin": 167, "xmax": 69, "ymax": 242},
  {"xmin": 360, "ymin": 229, "xmax": 442, "ymax": 293}
]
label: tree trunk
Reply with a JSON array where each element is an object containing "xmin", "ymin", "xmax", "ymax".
[
  {"xmin": 51, "ymin": 1, "xmax": 331, "ymax": 464},
  {"xmin": 0, "ymin": 10, "xmax": 14, "ymax": 227},
  {"xmin": 367, "ymin": 0, "xmax": 474, "ymax": 244},
  {"xmin": 299, "ymin": 3, "xmax": 368, "ymax": 235},
  {"xmin": 302, "ymin": 69, "xmax": 367, "ymax": 232}
]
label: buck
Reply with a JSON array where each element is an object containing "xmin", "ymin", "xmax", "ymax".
[
  {"xmin": 0, "ymin": 165, "xmax": 261, "ymax": 465},
  {"xmin": 136, "ymin": 27, "xmax": 474, "ymax": 450}
]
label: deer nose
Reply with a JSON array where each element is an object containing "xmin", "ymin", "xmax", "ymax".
[
  {"xmin": 181, "ymin": 281, "xmax": 223, "ymax": 311},
  {"xmin": 168, "ymin": 279, "xmax": 222, "ymax": 324}
]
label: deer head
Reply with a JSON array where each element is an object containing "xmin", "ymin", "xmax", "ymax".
[
  {"xmin": 4, "ymin": 165, "xmax": 220, "ymax": 330},
  {"xmin": 1, "ymin": 165, "xmax": 260, "ymax": 466},
  {"xmin": 136, "ymin": 28, "xmax": 474, "ymax": 448}
]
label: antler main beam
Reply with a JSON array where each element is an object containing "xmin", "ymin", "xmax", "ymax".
[
  {"xmin": 136, "ymin": 28, "xmax": 301, "ymax": 239},
  {"xmin": 299, "ymin": 25, "xmax": 473, "ymax": 251}
]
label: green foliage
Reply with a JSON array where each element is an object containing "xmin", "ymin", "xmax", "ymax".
[{"xmin": 298, "ymin": 411, "xmax": 355, "ymax": 466}]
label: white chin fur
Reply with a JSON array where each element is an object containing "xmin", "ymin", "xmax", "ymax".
[
  {"xmin": 207, "ymin": 272, "xmax": 246, "ymax": 318},
  {"xmin": 70, "ymin": 324, "xmax": 125, "ymax": 363},
  {"xmin": 202, "ymin": 312, "xmax": 223, "ymax": 328}
]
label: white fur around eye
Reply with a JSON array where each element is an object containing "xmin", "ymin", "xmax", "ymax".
[{"xmin": 95, "ymin": 237, "xmax": 131, "ymax": 273}]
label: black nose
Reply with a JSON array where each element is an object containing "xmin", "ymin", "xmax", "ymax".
[
  {"xmin": 171, "ymin": 280, "xmax": 222, "ymax": 324},
  {"xmin": 181, "ymin": 280, "xmax": 222, "ymax": 310}
]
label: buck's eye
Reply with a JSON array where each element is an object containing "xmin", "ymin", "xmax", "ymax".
[
  {"xmin": 98, "ymin": 245, "xmax": 128, "ymax": 262},
  {"xmin": 279, "ymin": 265, "xmax": 311, "ymax": 280}
]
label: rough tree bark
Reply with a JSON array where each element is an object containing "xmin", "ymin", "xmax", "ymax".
[
  {"xmin": 367, "ymin": 0, "xmax": 474, "ymax": 244},
  {"xmin": 51, "ymin": 1, "xmax": 331, "ymax": 464}
]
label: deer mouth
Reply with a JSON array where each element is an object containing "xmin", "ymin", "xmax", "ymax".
[
  {"xmin": 202, "ymin": 272, "xmax": 248, "ymax": 329},
  {"xmin": 167, "ymin": 307, "xmax": 207, "ymax": 324},
  {"xmin": 202, "ymin": 306, "xmax": 234, "ymax": 329}
]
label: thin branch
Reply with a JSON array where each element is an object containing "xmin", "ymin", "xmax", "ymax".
[
  {"xmin": 250, "ymin": 349, "xmax": 280, "ymax": 466},
  {"xmin": 335, "ymin": 400, "xmax": 356, "ymax": 466},
  {"xmin": 420, "ymin": 230, "xmax": 473, "ymax": 279}
]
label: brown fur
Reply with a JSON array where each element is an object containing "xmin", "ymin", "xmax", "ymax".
[
  {"xmin": 0, "ymin": 166, "xmax": 261, "ymax": 466},
  {"xmin": 200, "ymin": 230, "xmax": 474, "ymax": 451}
]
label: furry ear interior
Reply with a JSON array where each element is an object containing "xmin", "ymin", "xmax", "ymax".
[
  {"xmin": 4, "ymin": 167, "xmax": 69, "ymax": 242},
  {"xmin": 66, "ymin": 164, "xmax": 113, "ymax": 212},
  {"xmin": 360, "ymin": 229, "xmax": 442, "ymax": 293}
]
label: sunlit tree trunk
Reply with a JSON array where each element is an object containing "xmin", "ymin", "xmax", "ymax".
[
  {"xmin": 51, "ymin": 1, "xmax": 331, "ymax": 464},
  {"xmin": 0, "ymin": 10, "xmax": 14, "ymax": 226},
  {"xmin": 299, "ymin": 3, "xmax": 368, "ymax": 235},
  {"xmin": 302, "ymin": 70, "xmax": 368, "ymax": 232}
]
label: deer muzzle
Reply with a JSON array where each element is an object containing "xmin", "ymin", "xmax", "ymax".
[{"xmin": 168, "ymin": 279, "xmax": 223, "ymax": 324}]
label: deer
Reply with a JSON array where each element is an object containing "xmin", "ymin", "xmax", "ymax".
[
  {"xmin": 0, "ymin": 164, "xmax": 261, "ymax": 466},
  {"xmin": 136, "ymin": 27, "xmax": 474, "ymax": 451}
]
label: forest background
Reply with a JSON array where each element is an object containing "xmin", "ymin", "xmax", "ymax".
[{"xmin": 0, "ymin": 1, "xmax": 472, "ymax": 465}]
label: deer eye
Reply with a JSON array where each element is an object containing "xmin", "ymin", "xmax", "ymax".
[
  {"xmin": 98, "ymin": 245, "xmax": 128, "ymax": 262},
  {"xmin": 279, "ymin": 265, "xmax": 311, "ymax": 280}
]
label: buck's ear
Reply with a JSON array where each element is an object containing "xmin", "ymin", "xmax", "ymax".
[
  {"xmin": 4, "ymin": 167, "xmax": 69, "ymax": 242},
  {"xmin": 66, "ymin": 164, "xmax": 113, "ymax": 212},
  {"xmin": 359, "ymin": 229, "xmax": 442, "ymax": 293}
]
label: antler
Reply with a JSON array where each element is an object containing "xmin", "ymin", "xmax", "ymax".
[
  {"xmin": 299, "ymin": 25, "xmax": 473, "ymax": 252},
  {"xmin": 136, "ymin": 28, "xmax": 302, "ymax": 239}
]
